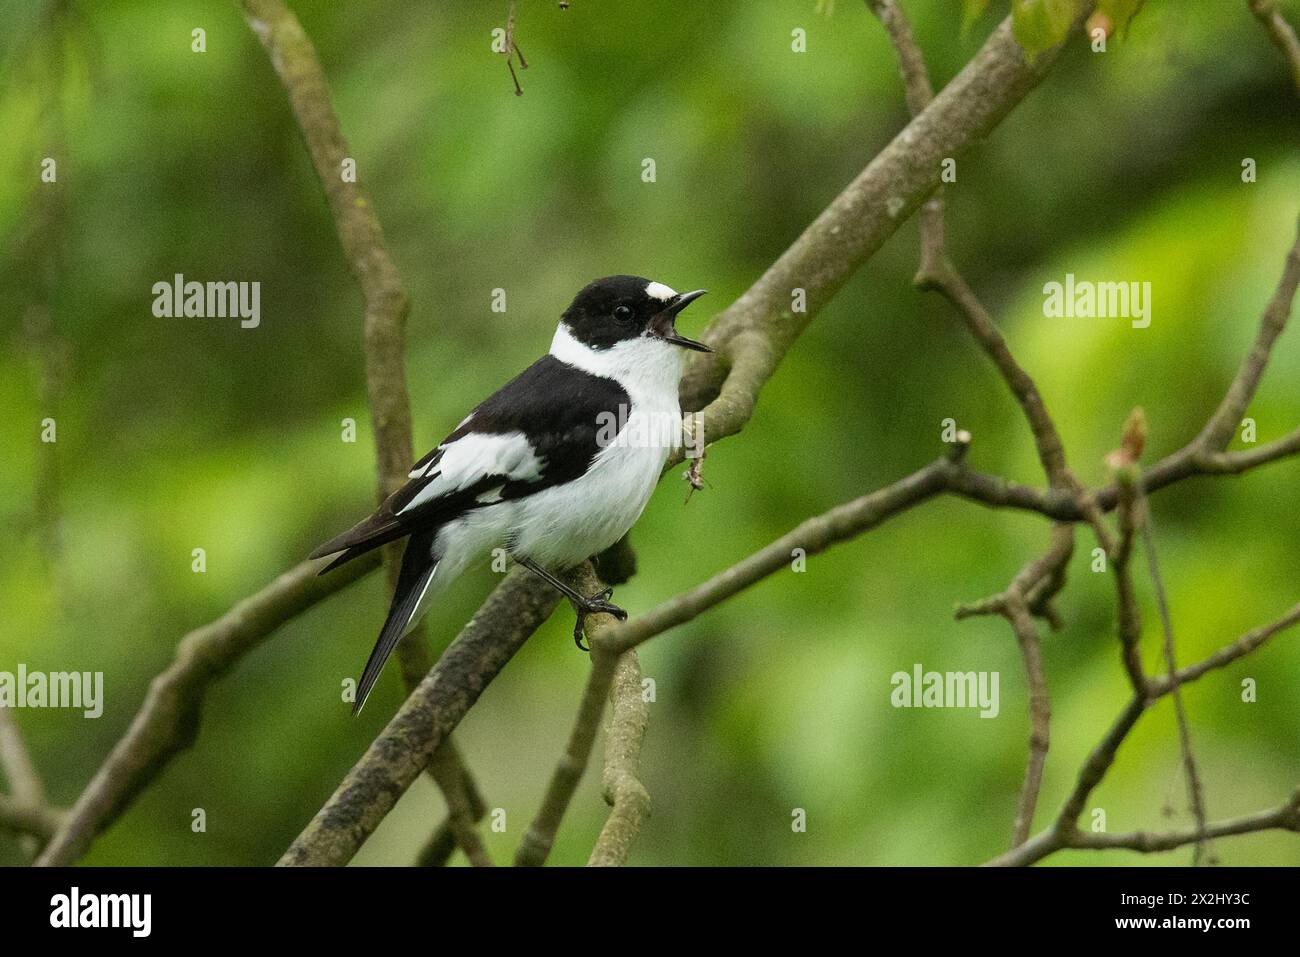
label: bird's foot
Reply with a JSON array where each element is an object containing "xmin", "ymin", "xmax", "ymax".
[
  {"xmin": 581, "ymin": 586, "xmax": 629, "ymax": 619},
  {"xmin": 571, "ymin": 588, "xmax": 628, "ymax": 651}
]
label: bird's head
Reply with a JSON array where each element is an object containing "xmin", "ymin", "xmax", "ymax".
[{"xmin": 560, "ymin": 275, "xmax": 710, "ymax": 354}]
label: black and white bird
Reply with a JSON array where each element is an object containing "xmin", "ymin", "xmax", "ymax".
[{"xmin": 312, "ymin": 275, "xmax": 709, "ymax": 713}]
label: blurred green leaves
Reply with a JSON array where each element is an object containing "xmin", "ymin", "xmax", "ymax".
[
  {"xmin": 1006, "ymin": 0, "xmax": 1147, "ymax": 57},
  {"xmin": 1098, "ymin": 0, "xmax": 1148, "ymax": 37},
  {"xmin": 1011, "ymin": 0, "xmax": 1082, "ymax": 58}
]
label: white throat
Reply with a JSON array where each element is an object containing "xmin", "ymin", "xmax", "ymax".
[{"xmin": 549, "ymin": 323, "xmax": 686, "ymax": 400}]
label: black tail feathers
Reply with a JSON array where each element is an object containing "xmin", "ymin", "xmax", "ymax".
[
  {"xmin": 352, "ymin": 532, "xmax": 439, "ymax": 715},
  {"xmin": 310, "ymin": 509, "xmax": 407, "ymax": 575}
]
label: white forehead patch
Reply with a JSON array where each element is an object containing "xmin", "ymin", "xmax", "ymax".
[{"xmin": 645, "ymin": 281, "xmax": 677, "ymax": 302}]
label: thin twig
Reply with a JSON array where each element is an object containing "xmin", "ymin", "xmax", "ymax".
[
  {"xmin": 516, "ymin": 566, "xmax": 621, "ymax": 867},
  {"xmin": 869, "ymin": 0, "xmax": 1084, "ymax": 497},
  {"xmin": 989, "ymin": 787, "xmax": 1300, "ymax": 866},
  {"xmin": 1107, "ymin": 406, "xmax": 1211, "ymax": 859},
  {"xmin": 0, "ymin": 794, "xmax": 67, "ymax": 842},
  {"xmin": 1140, "ymin": 502, "xmax": 1212, "ymax": 865},
  {"xmin": 426, "ymin": 738, "xmax": 493, "ymax": 866},
  {"xmin": 416, "ymin": 758, "xmax": 489, "ymax": 866},
  {"xmin": 1248, "ymin": 0, "xmax": 1300, "ymax": 93},
  {"xmin": 1150, "ymin": 601, "xmax": 1300, "ymax": 693},
  {"xmin": 1112, "ymin": 470, "xmax": 1150, "ymax": 695},
  {"xmin": 1192, "ymin": 216, "xmax": 1300, "ymax": 453},
  {"xmin": 588, "ymin": 651, "xmax": 651, "ymax": 867},
  {"xmin": 1003, "ymin": 592, "xmax": 1053, "ymax": 847},
  {"xmin": 986, "ymin": 598, "xmax": 1300, "ymax": 865},
  {"xmin": 0, "ymin": 706, "xmax": 48, "ymax": 857},
  {"xmin": 611, "ymin": 442, "xmax": 972, "ymax": 658},
  {"xmin": 953, "ymin": 524, "xmax": 1072, "ymax": 846},
  {"xmin": 504, "ymin": 1, "xmax": 527, "ymax": 95}
]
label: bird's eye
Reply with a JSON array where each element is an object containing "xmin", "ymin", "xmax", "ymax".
[{"xmin": 613, "ymin": 304, "xmax": 634, "ymax": 322}]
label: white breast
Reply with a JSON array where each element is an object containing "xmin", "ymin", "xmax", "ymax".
[{"xmin": 505, "ymin": 324, "xmax": 686, "ymax": 569}]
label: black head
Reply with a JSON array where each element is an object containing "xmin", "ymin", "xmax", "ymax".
[{"xmin": 561, "ymin": 275, "xmax": 709, "ymax": 352}]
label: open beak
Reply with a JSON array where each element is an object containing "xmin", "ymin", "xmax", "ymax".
[{"xmin": 650, "ymin": 289, "xmax": 711, "ymax": 352}]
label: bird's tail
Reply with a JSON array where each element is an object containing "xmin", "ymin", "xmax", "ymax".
[
  {"xmin": 353, "ymin": 531, "xmax": 439, "ymax": 715},
  {"xmin": 310, "ymin": 508, "xmax": 409, "ymax": 575}
]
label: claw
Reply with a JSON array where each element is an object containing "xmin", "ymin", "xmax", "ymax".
[
  {"xmin": 573, "ymin": 617, "xmax": 590, "ymax": 651},
  {"xmin": 571, "ymin": 588, "xmax": 628, "ymax": 650},
  {"xmin": 584, "ymin": 598, "xmax": 628, "ymax": 621}
]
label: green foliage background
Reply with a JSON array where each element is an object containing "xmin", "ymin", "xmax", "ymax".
[{"xmin": 2, "ymin": 0, "xmax": 1298, "ymax": 866}]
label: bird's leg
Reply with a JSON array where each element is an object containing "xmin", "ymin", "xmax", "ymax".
[
  {"xmin": 512, "ymin": 555, "xmax": 628, "ymax": 649},
  {"xmin": 569, "ymin": 586, "xmax": 629, "ymax": 651}
]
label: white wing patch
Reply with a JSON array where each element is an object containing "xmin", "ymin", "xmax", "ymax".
[
  {"xmin": 411, "ymin": 414, "xmax": 477, "ymax": 478},
  {"xmin": 645, "ymin": 281, "xmax": 677, "ymax": 302},
  {"xmin": 399, "ymin": 431, "xmax": 543, "ymax": 514}
]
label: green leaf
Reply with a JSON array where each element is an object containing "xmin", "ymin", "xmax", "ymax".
[
  {"xmin": 1011, "ymin": 0, "xmax": 1083, "ymax": 58},
  {"xmin": 960, "ymin": 0, "xmax": 992, "ymax": 35},
  {"xmin": 1097, "ymin": 0, "xmax": 1147, "ymax": 38}
]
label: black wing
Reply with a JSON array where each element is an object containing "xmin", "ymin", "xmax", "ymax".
[{"xmin": 310, "ymin": 356, "xmax": 628, "ymax": 570}]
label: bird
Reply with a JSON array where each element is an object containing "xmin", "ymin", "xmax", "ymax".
[{"xmin": 311, "ymin": 275, "xmax": 709, "ymax": 714}]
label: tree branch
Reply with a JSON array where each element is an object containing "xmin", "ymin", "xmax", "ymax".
[
  {"xmin": 0, "ymin": 705, "xmax": 50, "ymax": 857},
  {"xmin": 516, "ymin": 566, "xmax": 620, "ymax": 867},
  {"xmin": 950, "ymin": 215, "xmax": 1300, "ymax": 522},
  {"xmin": 278, "ymin": 568, "xmax": 558, "ymax": 866},
  {"xmin": 981, "ymin": 213, "xmax": 1300, "ymax": 866},
  {"xmin": 1248, "ymin": 0, "xmax": 1300, "ymax": 93},
  {"xmin": 1150, "ymin": 600, "xmax": 1300, "ymax": 694},
  {"xmin": 1198, "ymin": 425, "xmax": 1300, "ymax": 473},
  {"xmin": 1193, "ymin": 223, "xmax": 1300, "ymax": 453},
  {"xmin": 425, "ymin": 738, "xmax": 492, "ymax": 866},
  {"xmin": 985, "ymin": 599, "xmax": 1300, "ymax": 866},
  {"xmin": 1111, "ymin": 469, "xmax": 1150, "ymax": 695},
  {"xmin": 609, "ymin": 444, "xmax": 969, "ymax": 657},
  {"xmin": 18, "ymin": 0, "xmax": 1300, "ymax": 871},
  {"xmin": 35, "ymin": 553, "xmax": 379, "ymax": 866},
  {"xmin": 954, "ymin": 528, "xmax": 1071, "ymax": 847},
  {"xmin": 1072, "ymin": 789, "xmax": 1300, "ymax": 853},
  {"xmin": 674, "ymin": 10, "xmax": 1093, "ymax": 456},
  {"xmin": 415, "ymin": 756, "xmax": 489, "ymax": 867},
  {"xmin": 990, "ymin": 784, "xmax": 1300, "ymax": 867},
  {"xmin": 587, "ymin": 650, "xmax": 651, "ymax": 867},
  {"xmin": 981, "ymin": 7, "xmax": 1300, "ymax": 868},
  {"xmin": 0, "ymin": 794, "xmax": 66, "ymax": 842}
]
